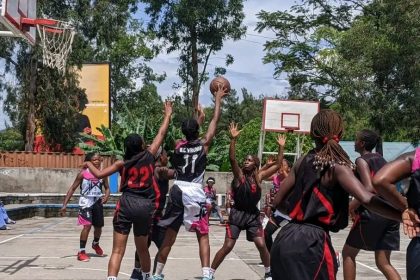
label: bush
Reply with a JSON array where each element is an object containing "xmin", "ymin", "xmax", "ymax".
[{"xmin": 0, "ymin": 128, "xmax": 24, "ymax": 151}]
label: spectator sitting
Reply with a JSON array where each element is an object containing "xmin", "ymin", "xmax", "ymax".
[{"xmin": 0, "ymin": 200, "xmax": 16, "ymax": 230}]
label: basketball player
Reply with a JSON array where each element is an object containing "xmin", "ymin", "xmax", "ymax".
[
  {"xmin": 373, "ymin": 148, "xmax": 420, "ymax": 280},
  {"xmin": 60, "ymin": 152, "xmax": 110, "ymax": 262},
  {"xmin": 130, "ymin": 148, "xmax": 175, "ymax": 280},
  {"xmin": 270, "ymin": 109, "xmax": 411, "ymax": 280},
  {"xmin": 85, "ymin": 101, "xmax": 173, "ymax": 280},
  {"xmin": 342, "ymin": 130, "xmax": 400, "ymax": 280},
  {"xmin": 209, "ymin": 122, "xmax": 286, "ymax": 280},
  {"xmin": 151, "ymin": 84, "xmax": 229, "ymax": 280}
]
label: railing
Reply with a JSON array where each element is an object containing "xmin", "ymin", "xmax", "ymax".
[{"xmin": 0, "ymin": 151, "xmax": 113, "ymax": 168}]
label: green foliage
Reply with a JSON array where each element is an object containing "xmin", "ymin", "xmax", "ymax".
[
  {"xmin": 256, "ymin": 0, "xmax": 419, "ymax": 144},
  {"xmin": 0, "ymin": 128, "xmax": 24, "ymax": 151}
]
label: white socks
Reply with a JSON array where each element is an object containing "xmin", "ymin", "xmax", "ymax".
[
  {"xmin": 209, "ymin": 268, "xmax": 216, "ymax": 278},
  {"xmin": 202, "ymin": 267, "xmax": 211, "ymax": 278},
  {"xmin": 107, "ymin": 277, "xmax": 117, "ymax": 280},
  {"xmin": 265, "ymin": 267, "xmax": 271, "ymax": 273},
  {"xmin": 155, "ymin": 262, "xmax": 165, "ymax": 275}
]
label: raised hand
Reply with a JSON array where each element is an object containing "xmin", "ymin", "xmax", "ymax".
[
  {"xmin": 277, "ymin": 134, "xmax": 286, "ymax": 146},
  {"xmin": 164, "ymin": 100, "xmax": 173, "ymax": 117},
  {"xmin": 214, "ymin": 83, "xmax": 229, "ymax": 99},
  {"xmin": 229, "ymin": 122, "xmax": 241, "ymax": 139}
]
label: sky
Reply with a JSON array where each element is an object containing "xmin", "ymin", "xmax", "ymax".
[{"xmin": 0, "ymin": 0, "xmax": 296, "ymax": 129}]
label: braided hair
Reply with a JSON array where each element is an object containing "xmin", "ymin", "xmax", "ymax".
[
  {"xmin": 310, "ymin": 109, "xmax": 354, "ymax": 170},
  {"xmin": 358, "ymin": 129, "xmax": 383, "ymax": 155}
]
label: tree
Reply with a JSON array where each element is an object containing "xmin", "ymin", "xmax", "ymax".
[
  {"xmin": 256, "ymin": 0, "xmax": 419, "ymax": 143},
  {"xmin": 141, "ymin": 0, "xmax": 246, "ymax": 114},
  {"xmin": 0, "ymin": 0, "xmax": 162, "ymax": 151}
]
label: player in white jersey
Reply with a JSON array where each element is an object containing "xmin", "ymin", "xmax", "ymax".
[{"xmin": 60, "ymin": 152, "xmax": 110, "ymax": 262}]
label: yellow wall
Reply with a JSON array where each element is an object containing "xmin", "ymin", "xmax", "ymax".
[{"xmin": 78, "ymin": 63, "xmax": 110, "ymax": 135}]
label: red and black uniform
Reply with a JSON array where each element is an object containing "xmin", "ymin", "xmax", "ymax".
[
  {"xmin": 114, "ymin": 150, "xmax": 160, "ymax": 236},
  {"xmin": 271, "ymin": 150, "xmax": 348, "ymax": 280},
  {"xmin": 226, "ymin": 175, "xmax": 264, "ymax": 241},
  {"xmin": 345, "ymin": 153, "xmax": 400, "ymax": 251}
]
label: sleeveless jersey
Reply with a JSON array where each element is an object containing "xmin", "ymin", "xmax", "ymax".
[
  {"xmin": 119, "ymin": 150, "xmax": 161, "ymax": 210},
  {"xmin": 357, "ymin": 153, "xmax": 387, "ymax": 179},
  {"xmin": 204, "ymin": 185, "xmax": 217, "ymax": 203},
  {"xmin": 287, "ymin": 150, "xmax": 349, "ymax": 232},
  {"xmin": 172, "ymin": 139, "xmax": 207, "ymax": 183},
  {"xmin": 231, "ymin": 175, "xmax": 261, "ymax": 213},
  {"xmin": 407, "ymin": 148, "xmax": 420, "ymax": 216},
  {"xmin": 79, "ymin": 168, "xmax": 103, "ymax": 208}
]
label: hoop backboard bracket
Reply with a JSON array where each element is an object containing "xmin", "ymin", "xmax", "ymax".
[{"xmin": 0, "ymin": 0, "xmax": 37, "ymax": 45}]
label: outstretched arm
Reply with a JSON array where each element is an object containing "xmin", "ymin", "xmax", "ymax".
[
  {"xmin": 149, "ymin": 101, "xmax": 173, "ymax": 156},
  {"xmin": 85, "ymin": 160, "xmax": 124, "ymax": 179},
  {"xmin": 60, "ymin": 172, "xmax": 84, "ymax": 215},
  {"xmin": 335, "ymin": 165, "xmax": 402, "ymax": 222},
  {"xmin": 202, "ymin": 83, "xmax": 229, "ymax": 153},
  {"xmin": 258, "ymin": 134, "xmax": 286, "ymax": 182},
  {"xmin": 229, "ymin": 122, "xmax": 243, "ymax": 180}
]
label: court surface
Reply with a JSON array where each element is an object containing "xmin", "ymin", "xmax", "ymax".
[{"xmin": 0, "ymin": 217, "xmax": 408, "ymax": 279}]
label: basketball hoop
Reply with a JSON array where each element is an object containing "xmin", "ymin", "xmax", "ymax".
[
  {"xmin": 22, "ymin": 17, "xmax": 75, "ymax": 74},
  {"xmin": 283, "ymin": 127, "xmax": 298, "ymax": 133}
]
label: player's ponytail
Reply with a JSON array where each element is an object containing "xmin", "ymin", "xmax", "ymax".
[{"xmin": 310, "ymin": 109, "xmax": 354, "ymax": 170}]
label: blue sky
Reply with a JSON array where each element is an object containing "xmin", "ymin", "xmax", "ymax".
[{"xmin": 0, "ymin": 0, "xmax": 296, "ymax": 129}]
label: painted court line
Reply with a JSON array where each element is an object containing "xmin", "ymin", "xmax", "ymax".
[
  {"xmin": 0, "ymin": 234, "xmax": 24, "ymax": 244},
  {"xmin": 356, "ymin": 261, "xmax": 381, "ymax": 273}
]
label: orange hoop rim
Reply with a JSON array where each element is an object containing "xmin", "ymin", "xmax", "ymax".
[{"xmin": 21, "ymin": 17, "xmax": 58, "ymax": 27}]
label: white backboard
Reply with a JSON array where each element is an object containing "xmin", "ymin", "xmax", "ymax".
[
  {"xmin": 0, "ymin": 0, "xmax": 37, "ymax": 44},
  {"xmin": 263, "ymin": 99, "xmax": 320, "ymax": 134}
]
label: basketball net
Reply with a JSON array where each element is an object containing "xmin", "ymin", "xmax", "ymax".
[{"xmin": 36, "ymin": 20, "xmax": 75, "ymax": 74}]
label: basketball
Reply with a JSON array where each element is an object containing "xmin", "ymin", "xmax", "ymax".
[{"xmin": 210, "ymin": 76, "xmax": 231, "ymax": 95}]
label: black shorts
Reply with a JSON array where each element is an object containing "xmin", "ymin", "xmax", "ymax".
[
  {"xmin": 407, "ymin": 237, "xmax": 420, "ymax": 280},
  {"xmin": 78, "ymin": 200, "xmax": 104, "ymax": 227},
  {"xmin": 271, "ymin": 222, "xmax": 338, "ymax": 280},
  {"xmin": 226, "ymin": 208, "xmax": 263, "ymax": 241},
  {"xmin": 150, "ymin": 223, "xmax": 166, "ymax": 248},
  {"xmin": 113, "ymin": 193, "xmax": 154, "ymax": 237},
  {"xmin": 345, "ymin": 208, "xmax": 400, "ymax": 251},
  {"xmin": 158, "ymin": 185, "xmax": 184, "ymax": 232}
]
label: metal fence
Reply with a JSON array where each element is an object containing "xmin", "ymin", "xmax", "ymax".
[{"xmin": 0, "ymin": 151, "xmax": 113, "ymax": 168}]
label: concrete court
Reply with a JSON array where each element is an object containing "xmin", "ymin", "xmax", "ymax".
[{"xmin": 0, "ymin": 216, "xmax": 409, "ymax": 280}]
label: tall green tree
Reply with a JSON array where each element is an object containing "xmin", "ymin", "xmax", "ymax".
[
  {"xmin": 141, "ymin": 0, "xmax": 246, "ymax": 114},
  {"xmin": 0, "ymin": 0, "xmax": 162, "ymax": 151},
  {"xmin": 256, "ymin": 0, "xmax": 419, "ymax": 143}
]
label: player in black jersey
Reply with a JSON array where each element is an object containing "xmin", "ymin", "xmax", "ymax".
[
  {"xmin": 373, "ymin": 149, "xmax": 420, "ymax": 280},
  {"xmin": 270, "ymin": 109, "xmax": 409, "ymax": 280},
  {"xmin": 343, "ymin": 130, "xmax": 400, "ymax": 280},
  {"xmin": 84, "ymin": 101, "xmax": 172, "ymax": 280},
  {"xmin": 152, "ymin": 85, "xmax": 229, "ymax": 280},
  {"xmin": 209, "ymin": 122, "xmax": 286, "ymax": 280},
  {"xmin": 130, "ymin": 147, "xmax": 175, "ymax": 280}
]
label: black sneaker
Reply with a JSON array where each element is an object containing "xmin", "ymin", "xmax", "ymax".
[
  {"xmin": 129, "ymin": 268, "xmax": 143, "ymax": 280},
  {"xmin": 264, "ymin": 272, "xmax": 272, "ymax": 280}
]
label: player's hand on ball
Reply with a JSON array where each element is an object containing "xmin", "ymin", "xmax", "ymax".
[{"xmin": 215, "ymin": 83, "xmax": 229, "ymax": 99}]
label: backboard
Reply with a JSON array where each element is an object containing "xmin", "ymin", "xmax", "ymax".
[
  {"xmin": 262, "ymin": 99, "xmax": 320, "ymax": 134},
  {"xmin": 0, "ymin": 0, "xmax": 37, "ymax": 45}
]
